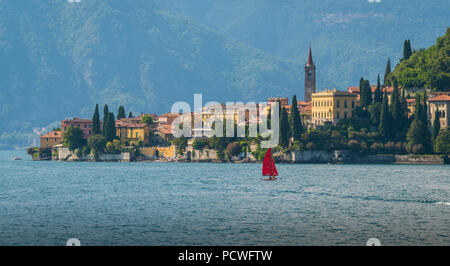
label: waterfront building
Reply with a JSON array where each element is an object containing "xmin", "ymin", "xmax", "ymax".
[
  {"xmin": 61, "ymin": 118, "xmax": 94, "ymax": 139},
  {"xmin": 40, "ymin": 131, "xmax": 62, "ymax": 148},
  {"xmin": 311, "ymin": 88, "xmax": 358, "ymax": 126},
  {"xmin": 428, "ymin": 95, "xmax": 450, "ymax": 129},
  {"xmin": 116, "ymin": 119, "xmax": 151, "ymax": 145}
]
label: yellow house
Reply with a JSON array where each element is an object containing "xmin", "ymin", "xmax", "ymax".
[
  {"xmin": 116, "ymin": 123, "xmax": 150, "ymax": 145},
  {"xmin": 40, "ymin": 131, "xmax": 62, "ymax": 148},
  {"xmin": 311, "ymin": 88, "xmax": 358, "ymax": 126}
]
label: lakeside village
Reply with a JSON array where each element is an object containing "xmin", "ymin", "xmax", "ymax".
[{"xmin": 28, "ymin": 45, "xmax": 450, "ymax": 164}]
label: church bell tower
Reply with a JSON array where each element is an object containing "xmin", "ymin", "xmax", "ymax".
[{"xmin": 304, "ymin": 47, "xmax": 316, "ymax": 102}]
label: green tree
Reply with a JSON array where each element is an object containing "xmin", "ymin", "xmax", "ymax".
[
  {"xmin": 63, "ymin": 126, "xmax": 85, "ymax": 151},
  {"xmin": 173, "ymin": 136, "xmax": 187, "ymax": 154},
  {"xmin": 389, "ymin": 80, "xmax": 403, "ymax": 139},
  {"xmin": 360, "ymin": 78, "xmax": 372, "ymax": 108},
  {"xmin": 117, "ymin": 106, "xmax": 126, "ymax": 120},
  {"xmin": 432, "ymin": 109, "xmax": 441, "ymax": 140},
  {"xmin": 102, "ymin": 104, "xmax": 109, "ymax": 136},
  {"xmin": 384, "ymin": 57, "xmax": 391, "ymax": 86},
  {"xmin": 92, "ymin": 104, "xmax": 101, "ymax": 135},
  {"xmin": 379, "ymin": 90, "xmax": 392, "ymax": 139},
  {"xmin": 403, "ymin": 39, "xmax": 412, "ymax": 61},
  {"xmin": 128, "ymin": 112, "xmax": 133, "ymax": 118},
  {"xmin": 88, "ymin": 134, "xmax": 106, "ymax": 154},
  {"xmin": 406, "ymin": 95, "xmax": 429, "ymax": 153},
  {"xmin": 104, "ymin": 112, "xmax": 116, "ymax": 142},
  {"xmin": 141, "ymin": 114, "xmax": 153, "ymax": 126},
  {"xmin": 193, "ymin": 138, "xmax": 209, "ymax": 150},
  {"xmin": 279, "ymin": 107, "xmax": 290, "ymax": 148},
  {"xmin": 434, "ymin": 128, "xmax": 450, "ymax": 155},
  {"xmin": 289, "ymin": 95, "xmax": 303, "ymax": 141},
  {"xmin": 374, "ymin": 74, "xmax": 383, "ymax": 103}
]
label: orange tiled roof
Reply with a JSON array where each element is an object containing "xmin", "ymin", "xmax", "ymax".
[
  {"xmin": 62, "ymin": 118, "xmax": 92, "ymax": 123},
  {"xmin": 428, "ymin": 95, "xmax": 450, "ymax": 102},
  {"xmin": 157, "ymin": 125, "xmax": 173, "ymax": 135},
  {"xmin": 117, "ymin": 122, "xmax": 147, "ymax": 128},
  {"xmin": 41, "ymin": 131, "xmax": 62, "ymax": 138},
  {"xmin": 347, "ymin": 86, "xmax": 399, "ymax": 94}
]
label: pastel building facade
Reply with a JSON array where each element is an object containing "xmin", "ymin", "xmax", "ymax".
[
  {"xmin": 311, "ymin": 89, "xmax": 358, "ymax": 126},
  {"xmin": 61, "ymin": 118, "xmax": 94, "ymax": 139}
]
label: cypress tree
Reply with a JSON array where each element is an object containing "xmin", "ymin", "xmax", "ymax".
[
  {"xmin": 279, "ymin": 107, "xmax": 290, "ymax": 148},
  {"xmin": 421, "ymin": 91, "xmax": 432, "ymax": 152},
  {"xmin": 128, "ymin": 112, "xmax": 133, "ymax": 118},
  {"xmin": 406, "ymin": 96, "xmax": 425, "ymax": 152},
  {"xmin": 403, "ymin": 40, "xmax": 413, "ymax": 61},
  {"xmin": 117, "ymin": 106, "xmax": 126, "ymax": 120},
  {"xmin": 407, "ymin": 40, "xmax": 412, "ymax": 58},
  {"xmin": 102, "ymin": 104, "xmax": 109, "ymax": 136},
  {"xmin": 366, "ymin": 79, "xmax": 372, "ymax": 106},
  {"xmin": 379, "ymin": 90, "xmax": 392, "ymax": 139},
  {"xmin": 432, "ymin": 109, "xmax": 441, "ymax": 140},
  {"xmin": 403, "ymin": 40, "xmax": 408, "ymax": 60},
  {"xmin": 374, "ymin": 74, "xmax": 383, "ymax": 103},
  {"xmin": 104, "ymin": 112, "xmax": 116, "ymax": 142},
  {"xmin": 360, "ymin": 78, "xmax": 372, "ymax": 108},
  {"xmin": 92, "ymin": 104, "xmax": 101, "ymax": 135},
  {"xmin": 389, "ymin": 80, "xmax": 402, "ymax": 138},
  {"xmin": 384, "ymin": 58, "xmax": 391, "ymax": 86},
  {"xmin": 289, "ymin": 95, "xmax": 303, "ymax": 141}
]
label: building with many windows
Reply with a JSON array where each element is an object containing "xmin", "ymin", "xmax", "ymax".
[
  {"xmin": 311, "ymin": 89, "xmax": 358, "ymax": 126},
  {"xmin": 428, "ymin": 95, "xmax": 450, "ymax": 129},
  {"xmin": 116, "ymin": 118, "xmax": 151, "ymax": 145},
  {"xmin": 40, "ymin": 131, "xmax": 62, "ymax": 148},
  {"xmin": 61, "ymin": 118, "xmax": 95, "ymax": 140}
]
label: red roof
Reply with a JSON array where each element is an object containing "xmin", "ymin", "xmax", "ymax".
[
  {"xmin": 41, "ymin": 131, "xmax": 62, "ymax": 138},
  {"xmin": 157, "ymin": 125, "xmax": 173, "ymax": 135},
  {"xmin": 62, "ymin": 118, "xmax": 92, "ymax": 124},
  {"xmin": 347, "ymin": 86, "xmax": 399, "ymax": 94},
  {"xmin": 428, "ymin": 95, "xmax": 450, "ymax": 102}
]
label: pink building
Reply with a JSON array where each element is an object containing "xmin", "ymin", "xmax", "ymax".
[{"xmin": 61, "ymin": 118, "xmax": 95, "ymax": 139}]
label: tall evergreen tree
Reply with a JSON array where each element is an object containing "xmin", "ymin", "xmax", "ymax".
[
  {"xmin": 389, "ymin": 80, "xmax": 403, "ymax": 138},
  {"xmin": 360, "ymin": 78, "xmax": 372, "ymax": 108},
  {"xmin": 407, "ymin": 40, "xmax": 413, "ymax": 58},
  {"xmin": 92, "ymin": 104, "xmax": 101, "ymax": 135},
  {"xmin": 403, "ymin": 40, "xmax": 413, "ymax": 61},
  {"xmin": 379, "ymin": 90, "xmax": 392, "ymax": 139},
  {"xmin": 104, "ymin": 112, "xmax": 116, "ymax": 142},
  {"xmin": 289, "ymin": 95, "xmax": 303, "ymax": 142},
  {"xmin": 102, "ymin": 104, "xmax": 109, "ymax": 136},
  {"xmin": 374, "ymin": 74, "xmax": 383, "ymax": 103},
  {"xmin": 117, "ymin": 106, "xmax": 126, "ymax": 120},
  {"xmin": 432, "ymin": 109, "xmax": 441, "ymax": 141},
  {"xmin": 384, "ymin": 58, "xmax": 391, "ymax": 86},
  {"xmin": 279, "ymin": 107, "xmax": 290, "ymax": 148},
  {"xmin": 128, "ymin": 112, "xmax": 133, "ymax": 118},
  {"xmin": 421, "ymin": 91, "xmax": 432, "ymax": 152}
]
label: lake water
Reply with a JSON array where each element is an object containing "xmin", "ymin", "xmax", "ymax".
[{"xmin": 0, "ymin": 150, "xmax": 449, "ymax": 246}]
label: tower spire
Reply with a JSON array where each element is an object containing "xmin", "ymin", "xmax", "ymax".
[{"xmin": 307, "ymin": 46, "xmax": 313, "ymax": 66}]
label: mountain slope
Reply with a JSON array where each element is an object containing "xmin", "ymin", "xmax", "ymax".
[
  {"xmin": 391, "ymin": 28, "xmax": 450, "ymax": 90},
  {"xmin": 0, "ymin": 0, "xmax": 302, "ymax": 149},
  {"xmin": 154, "ymin": 0, "xmax": 450, "ymax": 89}
]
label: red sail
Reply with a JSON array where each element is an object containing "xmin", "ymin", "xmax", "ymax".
[{"xmin": 262, "ymin": 148, "xmax": 278, "ymax": 176}]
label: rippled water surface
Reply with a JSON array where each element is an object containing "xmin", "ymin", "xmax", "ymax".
[{"xmin": 0, "ymin": 151, "xmax": 449, "ymax": 246}]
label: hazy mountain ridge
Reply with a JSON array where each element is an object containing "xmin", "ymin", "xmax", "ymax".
[
  {"xmin": 0, "ymin": 0, "xmax": 302, "ymax": 149},
  {"xmin": 154, "ymin": 0, "xmax": 450, "ymax": 89}
]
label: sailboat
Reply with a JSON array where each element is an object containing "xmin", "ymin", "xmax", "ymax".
[{"xmin": 262, "ymin": 148, "xmax": 278, "ymax": 181}]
